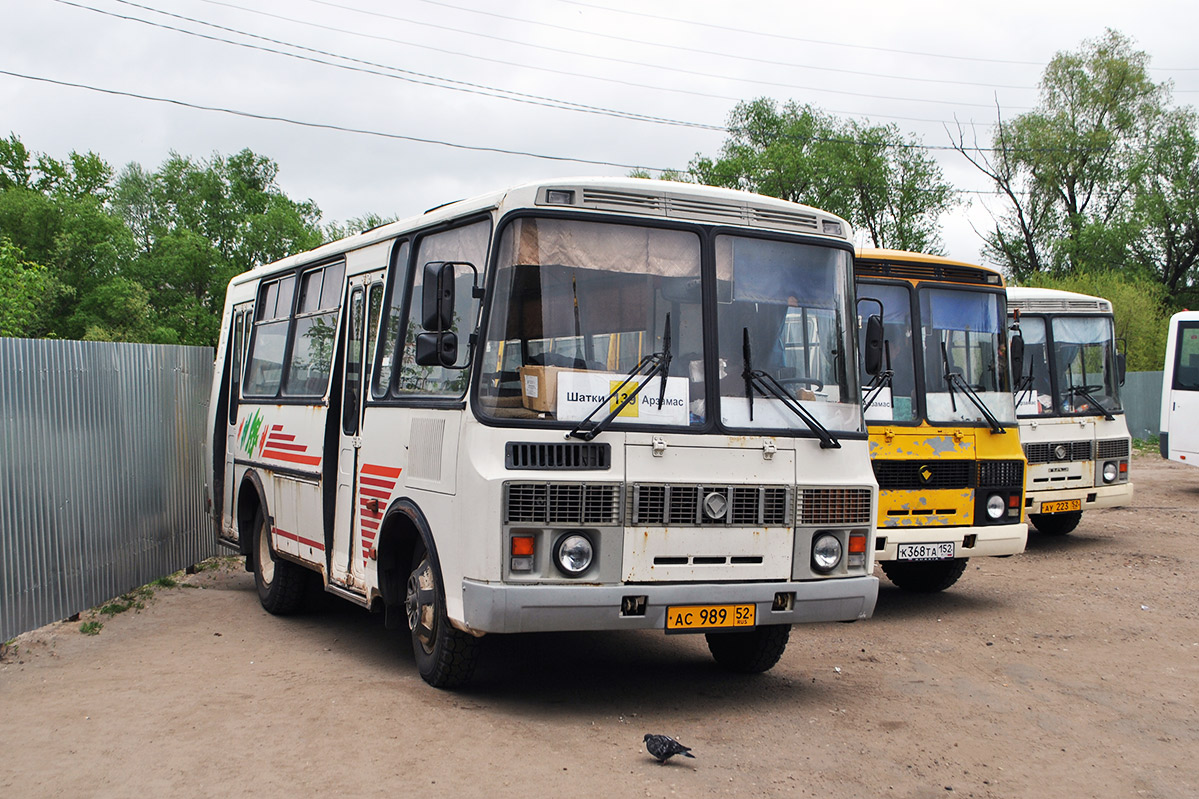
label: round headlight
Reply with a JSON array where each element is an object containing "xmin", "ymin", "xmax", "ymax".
[
  {"xmin": 1102, "ymin": 461, "xmax": 1118, "ymax": 483},
  {"xmin": 811, "ymin": 533, "xmax": 842, "ymax": 573},
  {"xmin": 554, "ymin": 533, "xmax": 594, "ymax": 576},
  {"xmin": 985, "ymin": 493, "xmax": 1006, "ymax": 520}
]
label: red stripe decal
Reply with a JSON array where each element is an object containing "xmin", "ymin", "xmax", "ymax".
[
  {"xmin": 273, "ymin": 527, "xmax": 325, "ymax": 551},
  {"xmin": 263, "ymin": 450, "xmax": 322, "ymax": 466},
  {"xmin": 361, "ymin": 464, "xmax": 403, "ymax": 479}
]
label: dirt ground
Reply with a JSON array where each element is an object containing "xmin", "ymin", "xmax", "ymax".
[{"xmin": 2, "ymin": 451, "xmax": 1197, "ymax": 799}]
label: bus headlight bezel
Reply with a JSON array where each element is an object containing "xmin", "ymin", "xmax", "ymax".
[
  {"xmin": 1102, "ymin": 461, "xmax": 1119, "ymax": 484},
  {"xmin": 985, "ymin": 493, "xmax": 1007, "ymax": 520},
  {"xmin": 553, "ymin": 532, "xmax": 595, "ymax": 577},
  {"xmin": 811, "ymin": 533, "xmax": 843, "ymax": 574}
]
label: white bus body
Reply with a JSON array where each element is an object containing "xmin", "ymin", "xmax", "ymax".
[
  {"xmin": 1006, "ymin": 287, "xmax": 1133, "ymax": 535},
  {"xmin": 1160, "ymin": 310, "xmax": 1199, "ymax": 466},
  {"xmin": 206, "ymin": 177, "xmax": 880, "ymax": 688}
]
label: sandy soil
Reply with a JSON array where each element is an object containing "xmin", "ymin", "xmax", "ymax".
[{"xmin": 2, "ymin": 451, "xmax": 1196, "ymax": 799}]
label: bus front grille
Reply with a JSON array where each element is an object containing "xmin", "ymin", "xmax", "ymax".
[
  {"xmin": 1097, "ymin": 438, "xmax": 1130, "ymax": 459},
  {"xmin": 797, "ymin": 487, "xmax": 873, "ymax": 526},
  {"xmin": 872, "ymin": 460, "xmax": 973, "ymax": 490},
  {"xmin": 628, "ymin": 484, "xmax": 791, "ymax": 527},
  {"xmin": 504, "ymin": 482, "xmax": 622, "ymax": 525},
  {"xmin": 1024, "ymin": 441, "xmax": 1093, "ymax": 463}
]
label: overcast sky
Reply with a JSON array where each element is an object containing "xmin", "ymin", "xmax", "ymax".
[{"xmin": 4, "ymin": 0, "xmax": 1197, "ymax": 266}]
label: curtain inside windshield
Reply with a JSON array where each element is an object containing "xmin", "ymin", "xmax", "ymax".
[
  {"xmin": 478, "ymin": 217, "xmax": 704, "ymax": 427},
  {"xmin": 1052, "ymin": 316, "xmax": 1121, "ymax": 413}
]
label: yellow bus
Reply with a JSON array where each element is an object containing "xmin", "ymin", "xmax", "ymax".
[{"xmin": 854, "ymin": 250, "xmax": 1027, "ymax": 592}]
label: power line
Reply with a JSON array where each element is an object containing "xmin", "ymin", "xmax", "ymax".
[
  {"xmin": 193, "ymin": 0, "xmax": 1030, "ymax": 110},
  {"xmin": 75, "ymin": 0, "xmax": 719, "ymax": 130},
  {"xmin": 0, "ymin": 68, "xmax": 680, "ymax": 172},
  {"xmin": 315, "ymin": 0, "xmax": 1041, "ymax": 93},
  {"xmin": 555, "ymin": 0, "xmax": 1199, "ymax": 74}
]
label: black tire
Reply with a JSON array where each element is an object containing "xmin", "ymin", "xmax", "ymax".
[
  {"xmin": 406, "ymin": 543, "xmax": 479, "ymax": 689},
  {"xmin": 705, "ymin": 624, "xmax": 790, "ymax": 674},
  {"xmin": 252, "ymin": 510, "xmax": 307, "ymax": 615},
  {"xmin": 1029, "ymin": 510, "xmax": 1082, "ymax": 536},
  {"xmin": 880, "ymin": 558, "xmax": 969, "ymax": 592}
]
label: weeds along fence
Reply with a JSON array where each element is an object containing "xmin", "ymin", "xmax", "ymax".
[{"xmin": 1, "ymin": 339, "xmax": 216, "ymax": 641}]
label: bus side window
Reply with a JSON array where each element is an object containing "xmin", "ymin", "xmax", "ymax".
[
  {"xmin": 373, "ymin": 241, "xmax": 411, "ymax": 397},
  {"xmin": 1175, "ymin": 322, "xmax": 1199, "ymax": 390},
  {"xmin": 227, "ymin": 309, "xmax": 246, "ymax": 424},
  {"xmin": 244, "ymin": 275, "xmax": 296, "ymax": 397},
  {"xmin": 396, "ymin": 220, "xmax": 489, "ymax": 397},
  {"xmin": 342, "ymin": 288, "xmax": 365, "ymax": 435}
]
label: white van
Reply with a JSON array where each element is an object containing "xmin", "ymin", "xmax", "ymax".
[{"xmin": 1160, "ymin": 310, "xmax": 1199, "ymax": 466}]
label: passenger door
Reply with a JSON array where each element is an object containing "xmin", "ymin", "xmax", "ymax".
[
  {"xmin": 221, "ymin": 304, "xmax": 252, "ymax": 542},
  {"xmin": 331, "ymin": 277, "xmax": 384, "ymax": 589},
  {"xmin": 1167, "ymin": 320, "xmax": 1199, "ymax": 461}
]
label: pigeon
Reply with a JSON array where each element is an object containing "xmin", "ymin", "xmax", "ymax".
[{"xmin": 643, "ymin": 733, "xmax": 696, "ymax": 764}]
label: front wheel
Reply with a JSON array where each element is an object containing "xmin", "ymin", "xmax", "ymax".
[
  {"xmin": 252, "ymin": 510, "xmax": 307, "ymax": 615},
  {"xmin": 880, "ymin": 558, "xmax": 968, "ymax": 592},
  {"xmin": 406, "ymin": 544, "xmax": 479, "ymax": 689},
  {"xmin": 705, "ymin": 625, "xmax": 790, "ymax": 674},
  {"xmin": 1029, "ymin": 510, "xmax": 1082, "ymax": 536}
]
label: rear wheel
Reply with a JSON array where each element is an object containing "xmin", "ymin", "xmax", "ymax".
[
  {"xmin": 406, "ymin": 543, "xmax": 479, "ymax": 689},
  {"xmin": 705, "ymin": 625, "xmax": 790, "ymax": 674},
  {"xmin": 1029, "ymin": 510, "xmax": 1082, "ymax": 536},
  {"xmin": 252, "ymin": 510, "xmax": 307, "ymax": 615},
  {"xmin": 880, "ymin": 558, "xmax": 968, "ymax": 592}
]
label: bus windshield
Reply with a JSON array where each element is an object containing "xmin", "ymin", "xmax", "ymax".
[
  {"xmin": 714, "ymin": 235, "xmax": 861, "ymax": 434},
  {"xmin": 855, "ymin": 282, "xmax": 1015, "ymax": 426},
  {"xmin": 920, "ymin": 288, "xmax": 1015, "ymax": 426},
  {"xmin": 1016, "ymin": 315, "xmax": 1121, "ymax": 416},
  {"xmin": 477, "ymin": 217, "xmax": 862, "ymax": 435}
]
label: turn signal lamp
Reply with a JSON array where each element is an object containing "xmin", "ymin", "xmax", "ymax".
[
  {"xmin": 847, "ymin": 532, "xmax": 867, "ymax": 569},
  {"xmin": 511, "ymin": 535, "xmax": 535, "ymax": 572}
]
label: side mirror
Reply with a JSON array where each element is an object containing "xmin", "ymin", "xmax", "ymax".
[
  {"xmin": 422, "ymin": 262, "xmax": 456, "ymax": 331},
  {"xmin": 415, "ymin": 331, "xmax": 458, "ymax": 367},
  {"xmin": 863, "ymin": 314, "xmax": 884, "ymax": 377},
  {"xmin": 1117, "ymin": 351, "xmax": 1127, "ymax": 386},
  {"xmin": 1010, "ymin": 333, "xmax": 1025, "ymax": 386}
]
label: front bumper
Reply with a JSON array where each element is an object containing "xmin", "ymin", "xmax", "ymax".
[
  {"xmin": 1026, "ymin": 482, "xmax": 1134, "ymax": 514},
  {"xmin": 459, "ymin": 575, "xmax": 879, "ymax": 634},
  {"xmin": 874, "ymin": 522, "xmax": 1027, "ymax": 561}
]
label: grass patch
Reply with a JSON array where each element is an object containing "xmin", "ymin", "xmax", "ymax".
[
  {"xmin": 152, "ymin": 576, "xmax": 179, "ymax": 589},
  {"xmin": 1133, "ymin": 436, "xmax": 1160, "ymax": 454},
  {"xmin": 80, "ymin": 620, "xmax": 103, "ymax": 636}
]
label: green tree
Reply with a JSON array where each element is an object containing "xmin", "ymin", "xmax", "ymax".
[
  {"xmin": 111, "ymin": 148, "xmax": 325, "ymax": 346},
  {"xmin": 956, "ymin": 29, "xmax": 1170, "ymax": 281},
  {"xmin": 323, "ymin": 212, "xmax": 398, "ymax": 243},
  {"xmin": 0, "ymin": 237, "xmax": 58, "ymax": 337},
  {"xmin": 1128, "ymin": 107, "xmax": 1199, "ymax": 303},
  {"xmin": 683, "ymin": 98, "xmax": 954, "ymax": 253}
]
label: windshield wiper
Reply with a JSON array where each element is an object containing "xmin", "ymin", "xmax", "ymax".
[
  {"xmin": 565, "ymin": 315, "xmax": 672, "ymax": 441},
  {"xmin": 740, "ymin": 328, "xmax": 840, "ymax": 449},
  {"xmin": 941, "ymin": 341, "xmax": 1005, "ymax": 434},
  {"xmin": 1066, "ymin": 384, "xmax": 1115, "ymax": 421}
]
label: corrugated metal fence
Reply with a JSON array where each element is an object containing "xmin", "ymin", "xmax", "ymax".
[
  {"xmin": 1122, "ymin": 371, "xmax": 1163, "ymax": 441},
  {"xmin": 1, "ymin": 339, "xmax": 216, "ymax": 641}
]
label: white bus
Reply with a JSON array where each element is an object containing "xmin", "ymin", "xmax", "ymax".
[
  {"xmin": 1160, "ymin": 310, "xmax": 1199, "ymax": 466},
  {"xmin": 1006, "ymin": 287, "xmax": 1133, "ymax": 535},
  {"xmin": 206, "ymin": 177, "xmax": 880, "ymax": 688}
]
